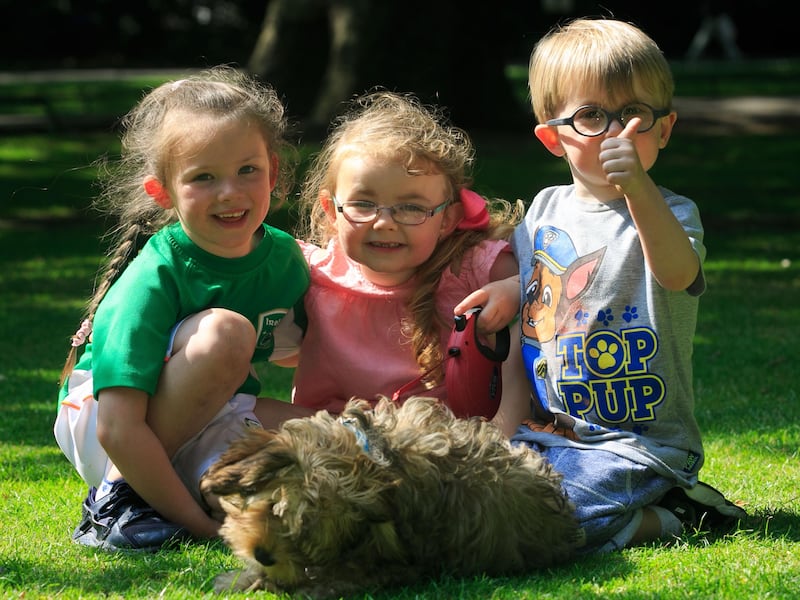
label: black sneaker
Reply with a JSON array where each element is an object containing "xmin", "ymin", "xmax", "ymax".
[
  {"xmin": 658, "ymin": 481, "xmax": 747, "ymax": 531},
  {"xmin": 72, "ymin": 481, "xmax": 192, "ymax": 552}
]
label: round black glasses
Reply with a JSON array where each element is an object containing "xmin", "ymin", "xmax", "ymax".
[{"xmin": 546, "ymin": 103, "xmax": 670, "ymax": 137}]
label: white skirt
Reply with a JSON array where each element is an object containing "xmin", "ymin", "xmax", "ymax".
[{"xmin": 54, "ymin": 369, "xmax": 260, "ymax": 505}]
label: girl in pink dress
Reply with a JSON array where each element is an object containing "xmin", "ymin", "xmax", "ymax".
[{"xmin": 289, "ymin": 91, "xmax": 521, "ymax": 424}]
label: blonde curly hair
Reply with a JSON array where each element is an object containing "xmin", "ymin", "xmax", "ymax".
[{"xmin": 296, "ymin": 91, "xmax": 521, "ymax": 382}]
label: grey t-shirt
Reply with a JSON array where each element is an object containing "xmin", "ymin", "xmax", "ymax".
[{"xmin": 511, "ymin": 184, "xmax": 706, "ymax": 484}]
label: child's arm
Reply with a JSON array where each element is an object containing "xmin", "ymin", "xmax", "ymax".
[
  {"xmin": 272, "ymin": 355, "xmax": 299, "ymax": 367},
  {"xmin": 454, "ymin": 251, "xmax": 519, "ymax": 334},
  {"xmin": 96, "ymin": 387, "xmax": 221, "ymax": 539},
  {"xmin": 491, "ymin": 333, "xmax": 532, "ymax": 438},
  {"xmin": 601, "ymin": 118, "xmax": 700, "ymax": 291},
  {"xmin": 268, "ymin": 301, "xmax": 306, "ymax": 368}
]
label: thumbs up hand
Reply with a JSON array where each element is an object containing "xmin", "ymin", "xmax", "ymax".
[{"xmin": 599, "ymin": 117, "xmax": 648, "ymax": 195}]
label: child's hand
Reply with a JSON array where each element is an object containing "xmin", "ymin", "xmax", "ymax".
[
  {"xmin": 599, "ymin": 117, "xmax": 649, "ymax": 196},
  {"xmin": 455, "ymin": 275, "xmax": 520, "ymax": 334}
]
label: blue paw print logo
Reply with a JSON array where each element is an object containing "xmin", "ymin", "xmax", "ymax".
[
  {"xmin": 622, "ymin": 305, "xmax": 639, "ymax": 323},
  {"xmin": 574, "ymin": 309, "xmax": 589, "ymax": 326},
  {"xmin": 597, "ymin": 308, "xmax": 614, "ymax": 326}
]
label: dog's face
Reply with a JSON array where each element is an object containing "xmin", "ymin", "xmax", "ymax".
[{"xmin": 201, "ymin": 406, "xmax": 403, "ymax": 590}]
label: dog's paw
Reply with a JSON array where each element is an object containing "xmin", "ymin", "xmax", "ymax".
[{"xmin": 213, "ymin": 568, "xmax": 266, "ymax": 593}]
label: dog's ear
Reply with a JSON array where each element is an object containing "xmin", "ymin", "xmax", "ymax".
[{"xmin": 203, "ymin": 430, "xmax": 297, "ymax": 497}]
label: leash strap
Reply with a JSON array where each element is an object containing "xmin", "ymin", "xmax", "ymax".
[{"xmin": 390, "ymin": 355, "xmax": 448, "ymax": 403}]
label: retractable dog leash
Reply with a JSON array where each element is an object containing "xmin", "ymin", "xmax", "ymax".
[{"xmin": 391, "ymin": 308, "xmax": 510, "ymax": 419}]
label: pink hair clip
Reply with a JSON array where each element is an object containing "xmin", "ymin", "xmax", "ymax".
[
  {"xmin": 456, "ymin": 188, "xmax": 490, "ymax": 231},
  {"xmin": 71, "ymin": 319, "xmax": 93, "ymax": 347}
]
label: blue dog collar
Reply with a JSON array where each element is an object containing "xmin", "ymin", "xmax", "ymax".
[{"xmin": 338, "ymin": 416, "xmax": 370, "ymax": 453}]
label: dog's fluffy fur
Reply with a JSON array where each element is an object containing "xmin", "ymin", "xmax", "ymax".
[{"xmin": 201, "ymin": 396, "xmax": 578, "ymax": 598}]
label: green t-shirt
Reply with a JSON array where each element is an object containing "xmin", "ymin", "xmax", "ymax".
[{"xmin": 62, "ymin": 222, "xmax": 308, "ymax": 400}]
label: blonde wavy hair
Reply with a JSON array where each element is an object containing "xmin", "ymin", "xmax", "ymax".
[
  {"xmin": 528, "ymin": 17, "xmax": 674, "ymax": 124},
  {"xmin": 296, "ymin": 91, "xmax": 521, "ymax": 382}
]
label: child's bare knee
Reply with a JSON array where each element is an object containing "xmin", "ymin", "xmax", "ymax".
[
  {"xmin": 171, "ymin": 309, "xmax": 255, "ymax": 385},
  {"xmin": 209, "ymin": 309, "xmax": 257, "ymax": 357}
]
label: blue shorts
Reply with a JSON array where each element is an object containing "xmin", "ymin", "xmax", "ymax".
[{"xmin": 512, "ymin": 431, "xmax": 675, "ymax": 553}]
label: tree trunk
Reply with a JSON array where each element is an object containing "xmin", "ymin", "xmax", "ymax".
[{"xmin": 247, "ymin": 0, "xmax": 529, "ymax": 132}]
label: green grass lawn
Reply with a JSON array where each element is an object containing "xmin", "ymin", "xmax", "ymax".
[{"xmin": 1, "ymin": 63, "xmax": 799, "ymax": 599}]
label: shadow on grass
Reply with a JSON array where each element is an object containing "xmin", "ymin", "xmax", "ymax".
[
  {"xmin": 673, "ymin": 508, "xmax": 800, "ymax": 547},
  {"xmin": 0, "ymin": 540, "xmax": 229, "ymax": 597},
  {"xmin": 0, "ymin": 443, "xmax": 71, "ymax": 480},
  {"xmin": 744, "ymin": 508, "xmax": 800, "ymax": 543}
]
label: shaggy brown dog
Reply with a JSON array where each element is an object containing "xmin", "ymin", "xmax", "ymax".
[{"xmin": 201, "ymin": 396, "xmax": 578, "ymax": 599}]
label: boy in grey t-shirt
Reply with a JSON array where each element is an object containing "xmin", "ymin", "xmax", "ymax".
[{"xmin": 499, "ymin": 17, "xmax": 745, "ymax": 552}]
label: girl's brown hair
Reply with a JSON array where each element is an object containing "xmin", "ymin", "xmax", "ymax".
[{"xmin": 60, "ymin": 66, "xmax": 292, "ymax": 385}]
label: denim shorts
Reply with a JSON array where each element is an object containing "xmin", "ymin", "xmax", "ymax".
[{"xmin": 512, "ymin": 430, "xmax": 675, "ymax": 553}]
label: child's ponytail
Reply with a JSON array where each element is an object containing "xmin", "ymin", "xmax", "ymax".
[{"xmin": 58, "ymin": 220, "xmax": 151, "ymax": 386}]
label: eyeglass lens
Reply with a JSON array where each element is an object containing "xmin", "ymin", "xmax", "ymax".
[
  {"xmin": 340, "ymin": 201, "xmax": 431, "ymax": 225},
  {"xmin": 572, "ymin": 104, "xmax": 658, "ymax": 136}
]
